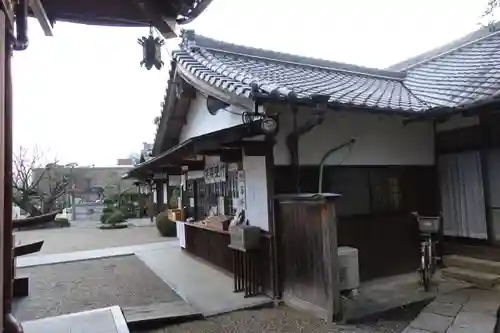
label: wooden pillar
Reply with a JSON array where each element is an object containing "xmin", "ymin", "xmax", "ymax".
[
  {"xmin": 479, "ymin": 113, "xmax": 494, "ymax": 244},
  {"xmin": 2, "ymin": 9, "xmax": 23, "ymax": 333}
]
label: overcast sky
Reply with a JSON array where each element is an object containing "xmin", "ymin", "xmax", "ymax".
[{"xmin": 12, "ymin": 0, "xmax": 490, "ymax": 166}]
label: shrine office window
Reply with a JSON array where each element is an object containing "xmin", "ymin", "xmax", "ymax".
[{"xmin": 369, "ymin": 169, "xmax": 403, "ymax": 214}]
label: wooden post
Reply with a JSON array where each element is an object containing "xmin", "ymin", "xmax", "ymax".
[
  {"xmin": 2, "ymin": 8, "xmax": 23, "ymax": 332},
  {"xmin": 321, "ymin": 196, "xmax": 342, "ymax": 322}
]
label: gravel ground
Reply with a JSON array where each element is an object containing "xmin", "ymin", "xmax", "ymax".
[
  {"xmin": 14, "ymin": 220, "xmax": 170, "ymax": 255},
  {"xmin": 13, "ymin": 255, "xmax": 182, "ymax": 322},
  {"xmin": 135, "ymin": 303, "xmax": 425, "ymax": 333}
]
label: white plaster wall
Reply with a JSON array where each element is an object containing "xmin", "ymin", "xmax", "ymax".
[
  {"xmin": 162, "ymin": 183, "xmax": 168, "ymax": 204},
  {"xmin": 187, "ymin": 170, "xmax": 203, "ymax": 179},
  {"xmin": 169, "ymin": 175, "xmax": 181, "ymax": 186},
  {"xmin": 273, "ymin": 108, "xmax": 435, "ymax": 166},
  {"xmin": 179, "ymin": 93, "xmax": 246, "ymax": 142},
  {"xmin": 243, "ymin": 154, "xmax": 269, "ymax": 231},
  {"xmin": 205, "ymin": 156, "xmax": 220, "ymax": 167},
  {"xmin": 436, "ymin": 114, "xmax": 479, "ymax": 132}
]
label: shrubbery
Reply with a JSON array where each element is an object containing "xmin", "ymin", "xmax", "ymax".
[
  {"xmin": 155, "ymin": 212, "xmax": 177, "ymax": 237},
  {"xmin": 100, "ymin": 209, "xmax": 125, "ymax": 224}
]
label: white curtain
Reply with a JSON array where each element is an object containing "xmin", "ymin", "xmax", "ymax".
[{"xmin": 439, "ymin": 151, "xmax": 487, "ymax": 239}]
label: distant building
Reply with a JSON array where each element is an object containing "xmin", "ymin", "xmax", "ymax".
[
  {"xmin": 117, "ymin": 158, "xmax": 134, "ymax": 166},
  {"xmin": 32, "ymin": 165, "xmax": 137, "ymax": 203},
  {"xmin": 140, "ymin": 142, "xmax": 153, "ymax": 162}
]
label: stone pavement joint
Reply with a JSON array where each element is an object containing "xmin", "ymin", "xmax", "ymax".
[{"xmin": 403, "ymin": 288, "xmax": 500, "ymax": 333}]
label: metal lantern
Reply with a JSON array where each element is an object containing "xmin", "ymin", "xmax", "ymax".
[{"xmin": 138, "ymin": 25, "xmax": 165, "ymax": 70}]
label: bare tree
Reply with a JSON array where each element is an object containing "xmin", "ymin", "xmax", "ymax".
[
  {"xmin": 484, "ymin": 1, "xmax": 500, "ymax": 27},
  {"xmin": 12, "ymin": 146, "xmax": 70, "ymax": 216}
]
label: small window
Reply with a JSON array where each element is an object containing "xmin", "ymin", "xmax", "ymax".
[{"xmin": 369, "ymin": 170, "xmax": 403, "ymax": 214}]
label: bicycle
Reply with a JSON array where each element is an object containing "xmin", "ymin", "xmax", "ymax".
[{"xmin": 411, "ymin": 212, "xmax": 442, "ymax": 292}]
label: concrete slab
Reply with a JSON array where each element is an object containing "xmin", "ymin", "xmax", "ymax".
[
  {"xmin": 123, "ymin": 300, "xmax": 202, "ymax": 328},
  {"xmin": 461, "ymin": 299, "xmax": 500, "ymax": 317},
  {"xmin": 17, "ymin": 241, "xmax": 174, "ymax": 268},
  {"xmin": 402, "ymin": 327, "xmax": 435, "ymax": 333},
  {"xmin": 434, "ymin": 292, "xmax": 469, "ymax": 305},
  {"xmin": 446, "ymin": 310, "xmax": 497, "ymax": 333},
  {"xmin": 135, "ymin": 245, "xmax": 272, "ymax": 317},
  {"xmin": 21, "ymin": 306, "xmax": 129, "ymax": 333},
  {"xmin": 343, "ymin": 271, "xmax": 470, "ymax": 322},
  {"xmin": 423, "ymin": 301, "xmax": 462, "ymax": 317},
  {"xmin": 403, "ymin": 288, "xmax": 500, "ymax": 333},
  {"xmin": 409, "ymin": 312, "xmax": 454, "ymax": 333}
]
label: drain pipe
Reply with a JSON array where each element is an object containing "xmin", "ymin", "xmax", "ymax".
[
  {"xmin": 318, "ymin": 138, "xmax": 357, "ymax": 194},
  {"xmin": 286, "ymin": 107, "xmax": 326, "ymax": 193}
]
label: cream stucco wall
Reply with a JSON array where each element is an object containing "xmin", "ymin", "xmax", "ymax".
[{"xmin": 272, "ymin": 106, "xmax": 435, "ymax": 166}]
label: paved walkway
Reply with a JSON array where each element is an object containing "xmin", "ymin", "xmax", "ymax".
[
  {"xmin": 18, "ymin": 240, "xmax": 272, "ymax": 319},
  {"xmin": 14, "ymin": 219, "xmax": 162, "ymax": 255},
  {"xmin": 135, "ymin": 243, "xmax": 272, "ymax": 317},
  {"xmin": 403, "ymin": 288, "xmax": 500, "ymax": 332}
]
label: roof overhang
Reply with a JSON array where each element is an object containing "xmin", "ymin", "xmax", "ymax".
[
  {"xmin": 6, "ymin": 0, "xmax": 213, "ymax": 38},
  {"xmin": 402, "ymin": 95, "xmax": 500, "ymax": 125},
  {"xmin": 128, "ymin": 121, "xmax": 264, "ymax": 179}
]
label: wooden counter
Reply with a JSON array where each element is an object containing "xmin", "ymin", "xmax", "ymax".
[
  {"xmin": 177, "ymin": 221, "xmax": 230, "ymax": 235},
  {"xmin": 176, "ymin": 220, "xmax": 273, "ymax": 295}
]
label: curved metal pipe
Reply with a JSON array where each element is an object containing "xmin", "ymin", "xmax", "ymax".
[
  {"xmin": 318, "ymin": 138, "xmax": 357, "ymax": 194},
  {"xmin": 285, "ymin": 111, "xmax": 325, "ymax": 192}
]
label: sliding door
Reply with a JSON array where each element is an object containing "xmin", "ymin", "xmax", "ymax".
[{"xmin": 439, "ymin": 151, "xmax": 487, "ymax": 239}]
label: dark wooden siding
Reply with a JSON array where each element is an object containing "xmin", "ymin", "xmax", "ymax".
[
  {"xmin": 184, "ymin": 224, "xmax": 273, "ymax": 294},
  {"xmin": 274, "ymin": 165, "xmax": 437, "ymax": 281}
]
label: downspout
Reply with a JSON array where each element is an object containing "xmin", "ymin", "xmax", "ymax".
[{"xmin": 286, "ymin": 106, "xmax": 326, "ymax": 193}]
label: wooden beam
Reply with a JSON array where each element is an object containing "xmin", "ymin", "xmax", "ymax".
[
  {"xmin": 0, "ymin": 0, "xmax": 15, "ymax": 28},
  {"xmin": 131, "ymin": 0, "xmax": 178, "ymax": 39},
  {"xmin": 29, "ymin": 0, "xmax": 53, "ymax": 36}
]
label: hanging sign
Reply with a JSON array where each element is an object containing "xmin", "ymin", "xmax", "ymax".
[{"xmin": 204, "ymin": 163, "xmax": 227, "ymax": 184}]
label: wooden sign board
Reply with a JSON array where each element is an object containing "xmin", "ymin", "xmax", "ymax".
[{"xmin": 153, "ymin": 172, "xmax": 168, "ymax": 180}]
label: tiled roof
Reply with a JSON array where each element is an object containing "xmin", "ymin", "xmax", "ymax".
[
  {"xmin": 401, "ymin": 30, "xmax": 500, "ymax": 108},
  {"xmin": 171, "ymin": 27, "xmax": 500, "ymax": 115},
  {"xmin": 172, "ymin": 30, "xmax": 430, "ymax": 113}
]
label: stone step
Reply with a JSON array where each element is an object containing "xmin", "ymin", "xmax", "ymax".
[
  {"xmin": 441, "ymin": 267, "xmax": 500, "ymax": 288},
  {"xmin": 444, "ymin": 255, "xmax": 500, "ymax": 275}
]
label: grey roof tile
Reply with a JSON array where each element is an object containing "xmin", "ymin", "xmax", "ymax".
[
  {"xmin": 171, "ymin": 28, "xmax": 500, "ymax": 115},
  {"xmin": 172, "ymin": 31, "xmax": 430, "ymax": 113},
  {"xmin": 401, "ymin": 30, "xmax": 500, "ymax": 108}
]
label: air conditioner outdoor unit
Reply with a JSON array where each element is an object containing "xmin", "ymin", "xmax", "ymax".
[{"xmin": 337, "ymin": 246, "xmax": 360, "ymax": 291}]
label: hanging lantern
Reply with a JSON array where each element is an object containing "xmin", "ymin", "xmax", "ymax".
[{"xmin": 138, "ymin": 25, "xmax": 165, "ymax": 70}]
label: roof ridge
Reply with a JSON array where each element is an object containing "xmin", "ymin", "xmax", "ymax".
[
  {"xmin": 389, "ymin": 23, "xmax": 500, "ymax": 71},
  {"xmin": 179, "ymin": 29, "xmax": 406, "ymax": 81}
]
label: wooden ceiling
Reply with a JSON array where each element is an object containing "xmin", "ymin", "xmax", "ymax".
[{"xmin": 31, "ymin": 0, "xmax": 213, "ymax": 37}]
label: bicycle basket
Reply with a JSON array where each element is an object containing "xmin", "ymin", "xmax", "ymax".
[{"xmin": 418, "ymin": 216, "xmax": 441, "ymax": 233}]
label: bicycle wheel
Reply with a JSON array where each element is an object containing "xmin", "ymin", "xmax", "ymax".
[{"xmin": 420, "ymin": 242, "xmax": 431, "ymax": 291}]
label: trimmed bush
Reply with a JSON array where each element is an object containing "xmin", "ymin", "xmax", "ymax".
[
  {"xmin": 100, "ymin": 212, "xmax": 112, "ymax": 223},
  {"xmin": 107, "ymin": 211, "xmax": 125, "ymax": 224},
  {"xmin": 102, "ymin": 206, "xmax": 114, "ymax": 214},
  {"xmin": 155, "ymin": 212, "xmax": 177, "ymax": 237},
  {"xmin": 103, "ymin": 198, "xmax": 114, "ymax": 206}
]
